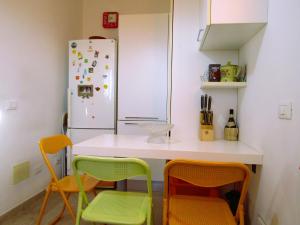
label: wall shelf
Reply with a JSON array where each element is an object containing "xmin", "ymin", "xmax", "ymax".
[{"xmin": 201, "ymin": 82, "xmax": 247, "ymax": 89}]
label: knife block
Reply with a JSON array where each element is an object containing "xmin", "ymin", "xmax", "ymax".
[{"xmin": 200, "ymin": 125, "xmax": 214, "ymax": 141}]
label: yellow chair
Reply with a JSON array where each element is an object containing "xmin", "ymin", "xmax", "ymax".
[
  {"xmin": 36, "ymin": 135, "xmax": 98, "ymax": 225},
  {"xmin": 163, "ymin": 160, "xmax": 250, "ymax": 225}
]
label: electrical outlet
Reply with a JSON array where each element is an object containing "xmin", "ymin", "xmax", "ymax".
[
  {"xmin": 257, "ymin": 216, "xmax": 266, "ymax": 225},
  {"xmin": 278, "ymin": 102, "xmax": 292, "ymax": 120}
]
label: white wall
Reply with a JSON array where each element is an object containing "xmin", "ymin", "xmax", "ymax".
[
  {"xmin": 171, "ymin": 0, "xmax": 239, "ymax": 140},
  {"xmin": 0, "ymin": 0, "xmax": 82, "ymax": 216},
  {"xmin": 82, "ymin": 0, "xmax": 170, "ymax": 39},
  {"xmin": 238, "ymin": 0, "xmax": 300, "ymax": 224}
]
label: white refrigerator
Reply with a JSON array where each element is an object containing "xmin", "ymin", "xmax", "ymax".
[{"xmin": 67, "ymin": 39, "xmax": 117, "ymax": 175}]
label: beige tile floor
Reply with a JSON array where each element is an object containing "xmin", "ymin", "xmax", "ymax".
[{"xmin": 0, "ymin": 181, "xmax": 163, "ymax": 225}]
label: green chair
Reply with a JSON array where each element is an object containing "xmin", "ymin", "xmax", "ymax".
[{"xmin": 72, "ymin": 156, "xmax": 153, "ymax": 225}]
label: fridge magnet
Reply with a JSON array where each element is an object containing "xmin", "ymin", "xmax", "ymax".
[
  {"xmin": 92, "ymin": 60, "xmax": 97, "ymax": 67},
  {"xmin": 102, "ymin": 75, "xmax": 108, "ymax": 79},
  {"xmin": 105, "ymin": 55, "xmax": 109, "ymax": 59},
  {"xmin": 103, "ymin": 12, "xmax": 119, "ymax": 29},
  {"xmin": 92, "ymin": 116, "xmax": 95, "ymax": 119},
  {"xmin": 89, "ymin": 68, "xmax": 94, "ymax": 73},
  {"xmin": 75, "ymin": 75, "xmax": 80, "ymax": 80},
  {"xmin": 84, "ymin": 69, "xmax": 87, "ymax": 75},
  {"xmin": 105, "ymin": 65, "xmax": 109, "ymax": 70},
  {"xmin": 95, "ymin": 87, "xmax": 101, "ymax": 92},
  {"xmin": 88, "ymin": 46, "xmax": 93, "ymax": 52},
  {"xmin": 78, "ymin": 85, "xmax": 93, "ymax": 98},
  {"xmin": 72, "ymin": 49, "xmax": 77, "ymax": 55},
  {"xmin": 84, "ymin": 59, "xmax": 88, "ymax": 63},
  {"xmin": 72, "ymin": 60, "xmax": 76, "ymax": 66},
  {"xmin": 94, "ymin": 51, "xmax": 99, "ymax": 58},
  {"xmin": 78, "ymin": 52, "xmax": 83, "ymax": 60},
  {"xmin": 71, "ymin": 42, "xmax": 77, "ymax": 49},
  {"xmin": 103, "ymin": 84, "xmax": 108, "ymax": 89},
  {"xmin": 87, "ymin": 77, "xmax": 91, "ymax": 82},
  {"xmin": 80, "ymin": 81, "xmax": 83, "ymax": 84}
]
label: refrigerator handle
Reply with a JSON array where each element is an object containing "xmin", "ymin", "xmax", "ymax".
[{"xmin": 67, "ymin": 88, "xmax": 72, "ymax": 127}]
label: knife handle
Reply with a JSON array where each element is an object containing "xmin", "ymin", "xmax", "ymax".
[{"xmin": 208, "ymin": 96, "xmax": 212, "ymax": 111}]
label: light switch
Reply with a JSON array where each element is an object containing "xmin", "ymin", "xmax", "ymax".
[
  {"xmin": 278, "ymin": 102, "xmax": 292, "ymax": 120},
  {"xmin": 5, "ymin": 100, "xmax": 17, "ymax": 110}
]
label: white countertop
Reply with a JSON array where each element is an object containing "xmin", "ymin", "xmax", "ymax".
[{"xmin": 72, "ymin": 134, "xmax": 263, "ymax": 165}]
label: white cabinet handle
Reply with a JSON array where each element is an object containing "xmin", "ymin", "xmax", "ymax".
[
  {"xmin": 197, "ymin": 29, "xmax": 204, "ymax": 42},
  {"xmin": 125, "ymin": 117, "xmax": 159, "ymax": 120},
  {"xmin": 124, "ymin": 123, "xmax": 139, "ymax": 126}
]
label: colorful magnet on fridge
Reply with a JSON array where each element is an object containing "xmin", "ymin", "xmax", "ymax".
[
  {"xmin": 80, "ymin": 81, "xmax": 83, "ymax": 84},
  {"xmin": 78, "ymin": 52, "xmax": 83, "ymax": 60},
  {"xmin": 94, "ymin": 51, "xmax": 99, "ymax": 58},
  {"xmin": 89, "ymin": 68, "xmax": 94, "ymax": 73},
  {"xmin": 95, "ymin": 87, "xmax": 101, "ymax": 92},
  {"xmin": 103, "ymin": 84, "xmax": 108, "ymax": 90},
  {"xmin": 84, "ymin": 59, "xmax": 88, "ymax": 63},
  {"xmin": 72, "ymin": 49, "xmax": 77, "ymax": 55},
  {"xmin": 105, "ymin": 55, "xmax": 109, "ymax": 59},
  {"xmin": 88, "ymin": 46, "xmax": 93, "ymax": 52},
  {"xmin": 71, "ymin": 42, "xmax": 77, "ymax": 48},
  {"xmin": 87, "ymin": 77, "xmax": 91, "ymax": 82},
  {"xmin": 75, "ymin": 75, "xmax": 80, "ymax": 80},
  {"xmin": 105, "ymin": 65, "xmax": 109, "ymax": 70},
  {"xmin": 72, "ymin": 60, "xmax": 76, "ymax": 66},
  {"xmin": 92, "ymin": 60, "xmax": 97, "ymax": 67}
]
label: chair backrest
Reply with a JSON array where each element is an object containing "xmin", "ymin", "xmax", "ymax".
[
  {"xmin": 39, "ymin": 135, "xmax": 72, "ymax": 182},
  {"xmin": 164, "ymin": 160, "xmax": 250, "ymax": 216},
  {"xmin": 73, "ymin": 156, "xmax": 152, "ymax": 195}
]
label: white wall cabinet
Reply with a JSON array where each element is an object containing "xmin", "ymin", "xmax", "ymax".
[
  {"xmin": 198, "ymin": 0, "xmax": 268, "ymax": 50},
  {"xmin": 118, "ymin": 14, "xmax": 169, "ymax": 121}
]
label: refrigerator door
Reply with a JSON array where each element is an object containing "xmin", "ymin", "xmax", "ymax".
[
  {"xmin": 66, "ymin": 128, "xmax": 115, "ymax": 175},
  {"xmin": 117, "ymin": 121, "xmax": 167, "ymax": 181},
  {"xmin": 118, "ymin": 14, "xmax": 168, "ymax": 121},
  {"xmin": 69, "ymin": 39, "xmax": 116, "ymax": 129}
]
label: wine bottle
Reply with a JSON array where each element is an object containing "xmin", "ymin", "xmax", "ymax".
[
  {"xmin": 224, "ymin": 109, "xmax": 238, "ymax": 141},
  {"xmin": 225, "ymin": 109, "xmax": 237, "ymax": 128}
]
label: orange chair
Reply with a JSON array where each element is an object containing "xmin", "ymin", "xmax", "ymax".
[
  {"xmin": 36, "ymin": 135, "xmax": 98, "ymax": 225},
  {"xmin": 163, "ymin": 160, "xmax": 250, "ymax": 225}
]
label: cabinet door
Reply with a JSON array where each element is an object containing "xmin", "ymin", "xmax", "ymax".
[
  {"xmin": 198, "ymin": 0, "xmax": 210, "ymax": 43},
  {"xmin": 211, "ymin": 0, "xmax": 268, "ymax": 24},
  {"xmin": 118, "ymin": 14, "xmax": 168, "ymax": 121}
]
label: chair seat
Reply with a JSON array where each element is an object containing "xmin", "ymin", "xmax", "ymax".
[
  {"xmin": 169, "ymin": 195, "xmax": 237, "ymax": 225},
  {"xmin": 52, "ymin": 175, "xmax": 98, "ymax": 193},
  {"xmin": 82, "ymin": 190, "xmax": 151, "ymax": 225}
]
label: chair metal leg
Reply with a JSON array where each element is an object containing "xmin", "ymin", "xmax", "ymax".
[
  {"xmin": 36, "ymin": 187, "xmax": 51, "ymax": 225},
  {"xmin": 58, "ymin": 189, "xmax": 76, "ymax": 222},
  {"xmin": 49, "ymin": 192, "xmax": 71, "ymax": 225}
]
